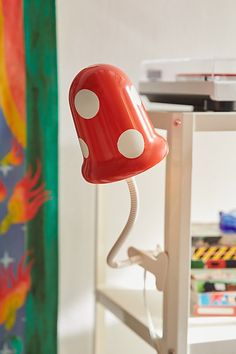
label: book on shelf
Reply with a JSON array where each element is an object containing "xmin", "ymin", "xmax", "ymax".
[{"xmin": 191, "ymin": 229, "xmax": 236, "ymax": 316}]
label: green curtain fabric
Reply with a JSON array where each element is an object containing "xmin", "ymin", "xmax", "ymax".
[{"xmin": 24, "ymin": 1, "xmax": 58, "ymax": 353}]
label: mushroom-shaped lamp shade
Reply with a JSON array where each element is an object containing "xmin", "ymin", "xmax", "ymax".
[
  {"xmin": 69, "ymin": 64, "xmax": 168, "ymax": 268},
  {"xmin": 69, "ymin": 64, "xmax": 168, "ymax": 184}
]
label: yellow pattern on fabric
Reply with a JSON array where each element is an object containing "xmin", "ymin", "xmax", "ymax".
[{"xmin": 0, "ymin": 0, "xmax": 26, "ymax": 147}]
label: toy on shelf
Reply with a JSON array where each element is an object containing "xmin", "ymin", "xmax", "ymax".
[
  {"xmin": 219, "ymin": 210, "xmax": 236, "ymax": 233},
  {"xmin": 191, "ymin": 228, "xmax": 236, "ymax": 316}
]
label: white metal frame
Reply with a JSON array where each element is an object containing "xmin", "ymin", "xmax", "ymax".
[{"xmin": 93, "ymin": 110, "xmax": 236, "ymax": 354}]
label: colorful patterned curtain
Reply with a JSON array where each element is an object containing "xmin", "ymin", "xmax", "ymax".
[{"xmin": 0, "ymin": 1, "xmax": 58, "ymax": 353}]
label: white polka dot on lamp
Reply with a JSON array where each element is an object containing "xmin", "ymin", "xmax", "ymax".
[
  {"xmin": 127, "ymin": 85, "xmax": 142, "ymax": 106},
  {"xmin": 79, "ymin": 138, "xmax": 89, "ymax": 158},
  {"xmin": 117, "ymin": 129, "xmax": 145, "ymax": 159},
  {"xmin": 74, "ymin": 89, "xmax": 100, "ymax": 119}
]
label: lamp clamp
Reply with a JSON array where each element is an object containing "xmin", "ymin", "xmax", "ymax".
[{"xmin": 128, "ymin": 247, "xmax": 168, "ymax": 291}]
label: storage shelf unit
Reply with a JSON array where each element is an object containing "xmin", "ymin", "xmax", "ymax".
[
  {"xmin": 97, "ymin": 287, "xmax": 236, "ymax": 354},
  {"xmin": 94, "ymin": 110, "xmax": 236, "ymax": 354}
]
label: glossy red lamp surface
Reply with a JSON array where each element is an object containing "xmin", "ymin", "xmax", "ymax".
[{"xmin": 69, "ymin": 64, "xmax": 168, "ymax": 184}]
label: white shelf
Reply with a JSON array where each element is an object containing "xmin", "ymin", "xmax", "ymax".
[
  {"xmin": 97, "ymin": 287, "xmax": 236, "ymax": 354},
  {"xmin": 94, "ymin": 111, "xmax": 236, "ymax": 354}
]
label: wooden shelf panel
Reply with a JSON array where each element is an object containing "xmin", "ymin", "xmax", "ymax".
[{"xmin": 97, "ymin": 287, "xmax": 236, "ymax": 353}]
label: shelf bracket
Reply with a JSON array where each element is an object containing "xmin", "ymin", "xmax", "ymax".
[{"xmin": 128, "ymin": 247, "xmax": 168, "ymax": 291}]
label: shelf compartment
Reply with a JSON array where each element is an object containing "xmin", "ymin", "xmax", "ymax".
[{"xmin": 97, "ymin": 286, "xmax": 236, "ymax": 354}]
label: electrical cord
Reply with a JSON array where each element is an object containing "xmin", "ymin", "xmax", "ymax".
[{"xmin": 143, "ymin": 269, "xmax": 161, "ymax": 352}]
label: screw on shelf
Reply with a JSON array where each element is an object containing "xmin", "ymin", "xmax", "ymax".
[{"xmin": 174, "ymin": 119, "xmax": 182, "ymax": 127}]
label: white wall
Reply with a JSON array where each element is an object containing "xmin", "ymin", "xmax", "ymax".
[{"xmin": 57, "ymin": 1, "xmax": 236, "ymax": 353}]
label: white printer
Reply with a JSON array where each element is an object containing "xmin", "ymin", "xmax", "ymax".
[{"xmin": 139, "ymin": 58, "xmax": 236, "ymax": 111}]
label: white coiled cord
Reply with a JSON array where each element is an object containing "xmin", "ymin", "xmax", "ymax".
[{"xmin": 143, "ymin": 270, "xmax": 161, "ymax": 352}]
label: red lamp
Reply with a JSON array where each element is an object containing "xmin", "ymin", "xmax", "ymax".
[
  {"xmin": 69, "ymin": 64, "xmax": 168, "ymax": 275},
  {"xmin": 69, "ymin": 64, "xmax": 167, "ymax": 184}
]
